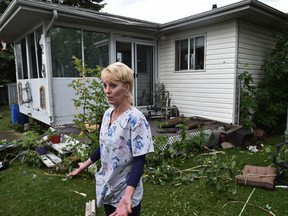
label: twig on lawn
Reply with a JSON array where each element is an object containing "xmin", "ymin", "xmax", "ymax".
[
  {"xmin": 44, "ymin": 172, "xmax": 65, "ymax": 177},
  {"xmin": 239, "ymin": 187, "xmax": 256, "ymax": 215},
  {"xmin": 222, "ymin": 200, "xmax": 276, "ymax": 216},
  {"xmin": 181, "ymin": 165, "xmax": 206, "ymax": 172},
  {"xmin": 5, "ymin": 151, "xmax": 26, "ymax": 163},
  {"xmin": 198, "ymin": 151, "xmax": 225, "ymax": 156},
  {"xmin": 71, "ymin": 190, "xmax": 87, "ymax": 197}
]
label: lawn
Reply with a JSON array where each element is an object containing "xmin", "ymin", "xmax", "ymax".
[
  {"xmin": 1, "ymin": 105, "xmax": 288, "ymax": 216},
  {"xmin": 0, "ymin": 105, "xmax": 14, "ymax": 132}
]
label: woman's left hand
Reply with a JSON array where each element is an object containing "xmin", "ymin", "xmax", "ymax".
[{"xmin": 109, "ymin": 196, "xmax": 132, "ymax": 216}]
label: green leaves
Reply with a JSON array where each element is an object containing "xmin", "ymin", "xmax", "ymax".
[
  {"xmin": 197, "ymin": 154, "xmax": 237, "ymax": 194},
  {"xmin": 145, "ymin": 127, "xmax": 237, "ymax": 194},
  {"xmin": 238, "ymin": 64, "xmax": 256, "ymax": 130},
  {"xmin": 21, "ymin": 131, "xmax": 42, "ymax": 149},
  {"xmin": 68, "ymin": 56, "xmax": 109, "ymax": 159},
  {"xmin": 253, "ymin": 32, "xmax": 288, "ymax": 133}
]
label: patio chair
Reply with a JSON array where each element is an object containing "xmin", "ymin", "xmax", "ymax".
[
  {"xmin": 160, "ymin": 91, "xmax": 179, "ymax": 120},
  {"xmin": 146, "ymin": 83, "xmax": 179, "ymax": 119},
  {"xmin": 146, "ymin": 83, "xmax": 168, "ymax": 116},
  {"xmin": 272, "ymin": 141, "xmax": 288, "ymax": 185},
  {"xmin": 146, "ymin": 90, "xmax": 164, "ymax": 114}
]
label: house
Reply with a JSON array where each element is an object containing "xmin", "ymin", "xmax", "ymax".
[{"xmin": 0, "ymin": 0, "xmax": 287, "ymax": 126}]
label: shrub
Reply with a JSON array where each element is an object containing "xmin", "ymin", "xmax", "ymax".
[{"xmin": 253, "ymin": 32, "xmax": 288, "ymax": 133}]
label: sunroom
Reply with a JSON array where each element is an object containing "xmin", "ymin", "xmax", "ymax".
[{"xmin": 1, "ymin": 0, "xmax": 159, "ymax": 125}]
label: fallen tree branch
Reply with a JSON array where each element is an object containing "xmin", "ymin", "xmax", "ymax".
[{"xmin": 222, "ymin": 201, "xmax": 276, "ymax": 216}]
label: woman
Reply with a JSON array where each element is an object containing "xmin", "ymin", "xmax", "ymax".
[{"xmin": 68, "ymin": 62, "xmax": 154, "ymax": 216}]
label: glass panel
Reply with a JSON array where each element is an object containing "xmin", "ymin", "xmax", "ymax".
[
  {"xmin": 175, "ymin": 39, "xmax": 188, "ymax": 71},
  {"xmin": 189, "ymin": 38, "xmax": 195, "ymax": 70},
  {"xmin": 28, "ymin": 32, "xmax": 38, "ymax": 78},
  {"xmin": 83, "ymin": 31, "xmax": 109, "ymax": 69},
  {"xmin": 35, "ymin": 27, "xmax": 43, "ymax": 78},
  {"xmin": 51, "ymin": 26, "xmax": 82, "ymax": 77},
  {"xmin": 195, "ymin": 36, "xmax": 205, "ymax": 70},
  {"xmin": 20, "ymin": 38, "xmax": 28, "ymax": 79},
  {"xmin": 136, "ymin": 44, "xmax": 153, "ymax": 106},
  {"xmin": 15, "ymin": 42, "xmax": 23, "ymax": 79},
  {"xmin": 175, "ymin": 41, "xmax": 180, "ymax": 70},
  {"xmin": 116, "ymin": 41, "xmax": 132, "ymax": 68}
]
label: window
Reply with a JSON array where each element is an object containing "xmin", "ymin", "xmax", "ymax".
[
  {"xmin": 51, "ymin": 26, "xmax": 109, "ymax": 77},
  {"xmin": 51, "ymin": 27, "xmax": 82, "ymax": 77},
  {"xmin": 15, "ymin": 27, "xmax": 44, "ymax": 80},
  {"xmin": 83, "ymin": 30, "xmax": 109, "ymax": 69},
  {"xmin": 15, "ymin": 38, "xmax": 28, "ymax": 79},
  {"xmin": 175, "ymin": 35, "xmax": 205, "ymax": 71},
  {"xmin": 27, "ymin": 32, "xmax": 38, "ymax": 78}
]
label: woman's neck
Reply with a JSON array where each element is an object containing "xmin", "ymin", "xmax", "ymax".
[{"xmin": 113, "ymin": 103, "xmax": 131, "ymax": 114}]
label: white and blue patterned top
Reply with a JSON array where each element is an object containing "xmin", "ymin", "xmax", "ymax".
[{"xmin": 96, "ymin": 106, "xmax": 154, "ymax": 207}]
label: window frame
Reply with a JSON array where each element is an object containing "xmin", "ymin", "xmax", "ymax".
[
  {"xmin": 175, "ymin": 34, "xmax": 206, "ymax": 72},
  {"xmin": 50, "ymin": 25, "xmax": 110, "ymax": 78},
  {"xmin": 15, "ymin": 26, "xmax": 44, "ymax": 80}
]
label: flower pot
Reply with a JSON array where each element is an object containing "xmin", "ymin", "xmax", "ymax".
[
  {"xmin": 50, "ymin": 135, "xmax": 61, "ymax": 144},
  {"xmin": 35, "ymin": 146, "xmax": 47, "ymax": 155}
]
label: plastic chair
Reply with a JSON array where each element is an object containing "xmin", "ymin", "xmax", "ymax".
[{"xmin": 272, "ymin": 141, "xmax": 288, "ymax": 185}]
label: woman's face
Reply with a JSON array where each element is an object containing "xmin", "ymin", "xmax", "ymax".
[{"xmin": 102, "ymin": 76, "xmax": 129, "ymax": 106}]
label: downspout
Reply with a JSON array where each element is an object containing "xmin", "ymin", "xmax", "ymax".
[
  {"xmin": 45, "ymin": 10, "xmax": 58, "ymax": 125},
  {"xmin": 235, "ymin": 19, "xmax": 240, "ymax": 125},
  {"xmin": 46, "ymin": 10, "xmax": 58, "ymax": 33}
]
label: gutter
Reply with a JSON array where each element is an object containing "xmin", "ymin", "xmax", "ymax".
[{"xmin": 0, "ymin": 0, "xmax": 18, "ymax": 25}]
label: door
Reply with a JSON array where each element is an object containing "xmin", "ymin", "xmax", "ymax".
[{"xmin": 116, "ymin": 41, "xmax": 154, "ymax": 107}]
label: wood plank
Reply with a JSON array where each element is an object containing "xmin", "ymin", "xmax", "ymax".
[
  {"xmin": 40, "ymin": 155, "xmax": 55, "ymax": 167},
  {"xmin": 46, "ymin": 152, "xmax": 62, "ymax": 164},
  {"xmin": 85, "ymin": 200, "xmax": 96, "ymax": 216}
]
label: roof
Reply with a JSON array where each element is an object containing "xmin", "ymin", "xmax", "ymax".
[
  {"xmin": 0, "ymin": 0, "xmax": 159, "ymax": 42},
  {"xmin": 160, "ymin": 0, "xmax": 288, "ymax": 34},
  {"xmin": 0, "ymin": 0, "xmax": 287, "ymax": 42}
]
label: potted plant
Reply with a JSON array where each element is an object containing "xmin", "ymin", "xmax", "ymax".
[
  {"xmin": 48, "ymin": 129, "xmax": 62, "ymax": 144},
  {"xmin": 21, "ymin": 131, "xmax": 47, "ymax": 156}
]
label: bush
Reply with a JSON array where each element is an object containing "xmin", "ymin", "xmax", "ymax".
[{"xmin": 253, "ymin": 32, "xmax": 288, "ymax": 133}]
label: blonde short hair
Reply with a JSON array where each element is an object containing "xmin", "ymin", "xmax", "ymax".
[{"xmin": 101, "ymin": 62, "xmax": 134, "ymax": 103}]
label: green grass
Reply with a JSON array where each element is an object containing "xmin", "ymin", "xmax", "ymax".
[
  {"xmin": 1, "ymin": 151, "xmax": 288, "ymax": 216},
  {"xmin": 0, "ymin": 105, "xmax": 13, "ymax": 131},
  {"xmin": 142, "ymin": 148, "xmax": 288, "ymax": 216},
  {"xmin": 0, "ymin": 163, "xmax": 96, "ymax": 216},
  {"xmin": 1, "ymin": 105, "xmax": 288, "ymax": 215}
]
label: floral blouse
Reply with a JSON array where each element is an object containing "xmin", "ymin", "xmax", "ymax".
[{"xmin": 96, "ymin": 106, "xmax": 154, "ymax": 207}]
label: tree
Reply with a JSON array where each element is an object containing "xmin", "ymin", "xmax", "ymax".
[
  {"xmin": 253, "ymin": 31, "xmax": 288, "ymax": 133},
  {"xmin": 0, "ymin": 49, "xmax": 15, "ymax": 84},
  {"xmin": 0, "ymin": 0, "xmax": 15, "ymax": 85},
  {"xmin": 0, "ymin": 0, "xmax": 12, "ymax": 12},
  {"xmin": 50, "ymin": 0, "xmax": 106, "ymax": 11}
]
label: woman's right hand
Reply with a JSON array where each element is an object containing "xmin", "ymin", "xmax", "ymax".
[
  {"xmin": 67, "ymin": 162, "xmax": 85, "ymax": 176},
  {"xmin": 67, "ymin": 158, "xmax": 93, "ymax": 177}
]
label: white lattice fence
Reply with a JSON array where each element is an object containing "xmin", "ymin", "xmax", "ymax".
[{"xmin": 158, "ymin": 127, "xmax": 224, "ymax": 153}]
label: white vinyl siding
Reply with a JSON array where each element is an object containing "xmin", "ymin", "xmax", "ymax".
[
  {"xmin": 159, "ymin": 21, "xmax": 237, "ymax": 123},
  {"xmin": 234, "ymin": 21, "xmax": 275, "ymax": 123},
  {"xmin": 237, "ymin": 21, "xmax": 275, "ymax": 85}
]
